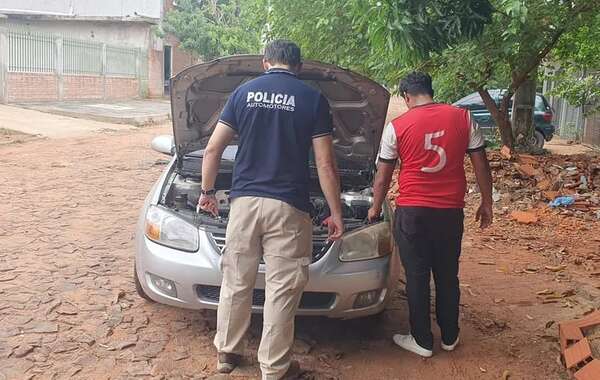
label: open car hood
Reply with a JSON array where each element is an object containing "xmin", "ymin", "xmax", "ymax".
[{"xmin": 170, "ymin": 55, "xmax": 390, "ymax": 175}]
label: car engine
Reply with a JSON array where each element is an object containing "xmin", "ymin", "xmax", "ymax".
[{"xmin": 165, "ymin": 174, "xmax": 374, "ymax": 228}]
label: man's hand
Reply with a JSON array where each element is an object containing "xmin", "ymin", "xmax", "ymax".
[
  {"xmin": 475, "ymin": 202, "xmax": 493, "ymax": 229},
  {"xmin": 367, "ymin": 206, "xmax": 382, "ymax": 223},
  {"xmin": 469, "ymin": 149, "xmax": 493, "ymax": 229},
  {"xmin": 201, "ymin": 122, "xmax": 236, "ymax": 201},
  {"xmin": 198, "ymin": 194, "xmax": 218, "ymax": 217},
  {"xmin": 369, "ymin": 160, "xmax": 395, "ymax": 225},
  {"xmin": 327, "ymin": 213, "xmax": 344, "ymax": 241},
  {"xmin": 313, "ymin": 135, "xmax": 344, "ymax": 241}
]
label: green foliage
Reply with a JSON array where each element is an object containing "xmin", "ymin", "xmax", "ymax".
[
  {"xmin": 428, "ymin": 0, "xmax": 597, "ymax": 100},
  {"xmin": 266, "ymin": 0, "xmax": 371, "ymax": 73},
  {"xmin": 265, "ymin": 0, "xmax": 494, "ymax": 89},
  {"xmin": 162, "ymin": 0, "xmax": 600, "ymax": 143},
  {"xmin": 545, "ymin": 13, "xmax": 600, "ymax": 113},
  {"xmin": 160, "ymin": 0, "xmax": 263, "ymax": 61}
]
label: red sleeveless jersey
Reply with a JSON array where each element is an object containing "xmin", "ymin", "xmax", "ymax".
[{"xmin": 379, "ymin": 103, "xmax": 484, "ymax": 209}]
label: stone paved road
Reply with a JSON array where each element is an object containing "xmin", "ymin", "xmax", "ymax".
[{"xmin": 1, "ymin": 122, "xmax": 598, "ymax": 380}]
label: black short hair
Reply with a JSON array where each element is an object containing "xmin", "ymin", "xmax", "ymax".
[
  {"xmin": 264, "ymin": 40, "xmax": 302, "ymax": 67},
  {"xmin": 399, "ymin": 72, "xmax": 434, "ymax": 98}
]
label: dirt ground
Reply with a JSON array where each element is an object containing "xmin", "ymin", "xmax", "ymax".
[{"xmin": 1, "ymin": 116, "xmax": 599, "ymax": 380}]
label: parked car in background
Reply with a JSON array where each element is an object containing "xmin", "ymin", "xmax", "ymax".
[
  {"xmin": 134, "ymin": 55, "xmax": 400, "ymax": 320},
  {"xmin": 453, "ymin": 89, "xmax": 557, "ymax": 149}
]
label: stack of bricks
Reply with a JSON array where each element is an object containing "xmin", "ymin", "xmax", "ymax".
[{"xmin": 559, "ymin": 310, "xmax": 600, "ymax": 379}]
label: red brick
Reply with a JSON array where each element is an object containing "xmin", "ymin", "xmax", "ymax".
[
  {"xmin": 105, "ymin": 76, "xmax": 139, "ymax": 99},
  {"xmin": 511, "ymin": 210, "xmax": 539, "ymax": 224},
  {"xmin": 560, "ymin": 322, "xmax": 585, "ymax": 352},
  {"xmin": 574, "ymin": 310, "xmax": 600, "ymax": 330},
  {"xmin": 574, "ymin": 359, "xmax": 600, "ymax": 380},
  {"xmin": 63, "ymin": 75, "xmax": 103, "ymax": 100},
  {"xmin": 6, "ymin": 73, "xmax": 141, "ymax": 102},
  {"xmin": 515, "ymin": 163, "xmax": 540, "ymax": 177},
  {"xmin": 7, "ymin": 73, "xmax": 58, "ymax": 102},
  {"xmin": 564, "ymin": 338, "xmax": 593, "ymax": 369}
]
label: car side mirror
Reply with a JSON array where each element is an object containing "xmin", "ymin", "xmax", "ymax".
[{"xmin": 151, "ymin": 135, "xmax": 175, "ymax": 155}]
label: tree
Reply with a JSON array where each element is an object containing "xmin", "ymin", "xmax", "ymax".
[
  {"xmin": 266, "ymin": 0, "xmax": 494, "ymax": 86},
  {"xmin": 545, "ymin": 13, "xmax": 600, "ymax": 115},
  {"xmin": 163, "ymin": 0, "xmax": 600, "ymax": 150},
  {"xmin": 267, "ymin": 0, "xmax": 599, "ymax": 150},
  {"xmin": 424, "ymin": 0, "xmax": 599, "ymax": 149},
  {"xmin": 160, "ymin": 0, "xmax": 263, "ymax": 61}
]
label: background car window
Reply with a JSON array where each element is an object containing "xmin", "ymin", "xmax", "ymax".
[
  {"xmin": 535, "ymin": 95, "xmax": 548, "ymax": 111},
  {"xmin": 455, "ymin": 93, "xmax": 485, "ymax": 109}
]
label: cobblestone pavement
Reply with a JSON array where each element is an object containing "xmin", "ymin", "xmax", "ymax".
[{"xmin": 1, "ymin": 124, "xmax": 598, "ymax": 380}]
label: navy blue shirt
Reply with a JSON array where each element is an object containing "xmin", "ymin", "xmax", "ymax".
[{"xmin": 219, "ymin": 69, "xmax": 333, "ymax": 213}]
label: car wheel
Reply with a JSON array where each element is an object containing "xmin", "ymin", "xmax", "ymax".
[
  {"xmin": 134, "ymin": 264, "xmax": 154, "ymax": 302},
  {"xmin": 532, "ymin": 130, "xmax": 545, "ymax": 150}
]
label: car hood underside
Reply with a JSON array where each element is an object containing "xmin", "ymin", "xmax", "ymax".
[{"xmin": 170, "ymin": 55, "xmax": 390, "ymax": 183}]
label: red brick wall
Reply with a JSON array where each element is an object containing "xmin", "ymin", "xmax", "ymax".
[
  {"xmin": 7, "ymin": 73, "xmax": 58, "ymax": 102},
  {"xmin": 104, "ymin": 77, "xmax": 139, "ymax": 99},
  {"xmin": 6, "ymin": 73, "xmax": 142, "ymax": 102},
  {"xmin": 148, "ymin": 48, "xmax": 164, "ymax": 98},
  {"xmin": 63, "ymin": 75, "xmax": 104, "ymax": 100}
]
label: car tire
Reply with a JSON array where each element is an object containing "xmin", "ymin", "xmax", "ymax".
[
  {"xmin": 134, "ymin": 264, "xmax": 154, "ymax": 302},
  {"xmin": 532, "ymin": 130, "xmax": 545, "ymax": 150}
]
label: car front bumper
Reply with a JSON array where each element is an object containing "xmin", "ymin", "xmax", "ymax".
[{"xmin": 135, "ymin": 227, "xmax": 397, "ymax": 319}]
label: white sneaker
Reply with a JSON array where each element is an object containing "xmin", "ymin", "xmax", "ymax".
[
  {"xmin": 441, "ymin": 337, "xmax": 460, "ymax": 351},
  {"xmin": 392, "ymin": 334, "xmax": 433, "ymax": 358}
]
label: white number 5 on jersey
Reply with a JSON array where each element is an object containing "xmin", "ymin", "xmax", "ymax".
[{"xmin": 421, "ymin": 131, "xmax": 447, "ymax": 173}]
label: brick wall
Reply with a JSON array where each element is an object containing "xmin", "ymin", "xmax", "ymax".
[
  {"xmin": 5, "ymin": 73, "xmax": 143, "ymax": 102},
  {"xmin": 147, "ymin": 48, "xmax": 164, "ymax": 98},
  {"xmin": 7, "ymin": 73, "xmax": 58, "ymax": 102},
  {"xmin": 105, "ymin": 77, "xmax": 139, "ymax": 99},
  {"xmin": 63, "ymin": 75, "xmax": 104, "ymax": 100}
]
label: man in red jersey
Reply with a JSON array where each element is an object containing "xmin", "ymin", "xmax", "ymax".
[{"xmin": 367, "ymin": 72, "xmax": 493, "ymax": 357}]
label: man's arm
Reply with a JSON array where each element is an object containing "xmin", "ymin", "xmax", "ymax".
[
  {"xmin": 368, "ymin": 160, "xmax": 396, "ymax": 222},
  {"xmin": 465, "ymin": 111, "xmax": 493, "ymax": 229},
  {"xmin": 199, "ymin": 122, "xmax": 236, "ymax": 216},
  {"xmin": 312, "ymin": 135, "xmax": 344, "ymax": 240},
  {"xmin": 469, "ymin": 149, "xmax": 493, "ymax": 228},
  {"xmin": 368, "ymin": 122, "xmax": 398, "ymax": 222}
]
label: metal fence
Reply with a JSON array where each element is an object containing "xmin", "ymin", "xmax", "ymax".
[
  {"xmin": 544, "ymin": 76, "xmax": 600, "ymax": 148},
  {"xmin": 106, "ymin": 46, "xmax": 137, "ymax": 76},
  {"xmin": 8, "ymin": 29, "xmax": 55, "ymax": 73},
  {"xmin": 5, "ymin": 25, "xmax": 147, "ymax": 79},
  {"xmin": 63, "ymin": 38, "xmax": 103, "ymax": 75}
]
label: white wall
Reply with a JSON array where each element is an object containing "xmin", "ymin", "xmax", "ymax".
[
  {"xmin": 0, "ymin": 0, "xmax": 162, "ymax": 19},
  {"xmin": 6, "ymin": 19, "xmax": 154, "ymax": 49}
]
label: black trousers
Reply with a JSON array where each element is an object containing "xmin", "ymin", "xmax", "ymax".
[{"xmin": 394, "ymin": 207, "xmax": 464, "ymax": 350}]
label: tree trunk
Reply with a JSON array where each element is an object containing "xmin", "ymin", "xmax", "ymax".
[
  {"xmin": 478, "ymin": 88, "xmax": 514, "ymax": 148},
  {"xmin": 511, "ymin": 70, "xmax": 537, "ymax": 152}
]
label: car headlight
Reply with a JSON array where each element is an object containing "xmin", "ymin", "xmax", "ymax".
[
  {"xmin": 339, "ymin": 222, "xmax": 393, "ymax": 262},
  {"xmin": 144, "ymin": 205, "xmax": 199, "ymax": 252}
]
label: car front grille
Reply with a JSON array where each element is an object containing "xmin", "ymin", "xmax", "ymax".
[
  {"xmin": 210, "ymin": 232, "xmax": 226, "ymax": 252},
  {"xmin": 196, "ymin": 285, "xmax": 335, "ymax": 310},
  {"xmin": 209, "ymin": 232, "xmax": 331, "ymax": 263}
]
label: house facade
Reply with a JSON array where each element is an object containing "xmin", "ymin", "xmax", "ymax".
[{"xmin": 0, "ymin": 0, "xmax": 199, "ymax": 102}]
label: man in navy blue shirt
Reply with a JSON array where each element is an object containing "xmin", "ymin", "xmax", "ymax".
[{"xmin": 199, "ymin": 40, "xmax": 344, "ymax": 379}]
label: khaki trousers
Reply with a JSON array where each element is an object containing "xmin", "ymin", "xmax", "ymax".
[{"xmin": 213, "ymin": 196, "xmax": 312, "ymax": 380}]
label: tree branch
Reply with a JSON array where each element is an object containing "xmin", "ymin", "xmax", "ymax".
[{"xmin": 511, "ymin": 28, "xmax": 565, "ymax": 90}]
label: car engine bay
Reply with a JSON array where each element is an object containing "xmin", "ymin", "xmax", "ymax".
[{"xmin": 163, "ymin": 173, "xmax": 375, "ymax": 230}]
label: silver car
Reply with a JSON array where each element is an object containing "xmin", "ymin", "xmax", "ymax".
[{"xmin": 134, "ymin": 55, "xmax": 399, "ymax": 319}]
